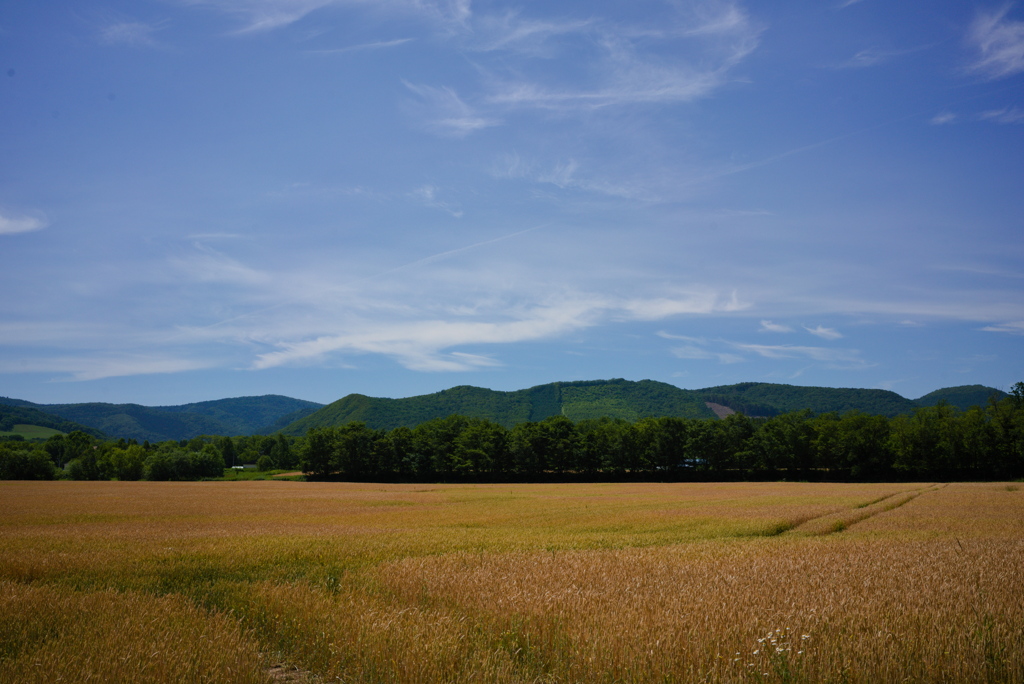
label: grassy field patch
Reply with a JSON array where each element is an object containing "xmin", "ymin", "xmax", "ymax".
[{"xmin": 0, "ymin": 424, "xmax": 62, "ymax": 440}]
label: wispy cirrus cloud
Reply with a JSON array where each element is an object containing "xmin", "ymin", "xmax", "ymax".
[
  {"xmin": 171, "ymin": 242, "xmax": 272, "ymax": 287},
  {"xmin": 759, "ymin": 320, "xmax": 792, "ymax": 333},
  {"xmin": 99, "ymin": 20, "xmax": 166, "ymax": 46},
  {"xmin": 152, "ymin": 232, "xmax": 754, "ymax": 376},
  {"xmin": 246, "ymin": 288, "xmax": 746, "ymax": 372},
  {"xmin": 0, "ymin": 212, "xmax": 47, "ymax": 235},
  {"xmin": 184, "ymin": 0, "xmax": 471, "ymax": 34},
  {"xmin": 471, "ymin": 12, "xmax": 593, "ymax": 55},
  {"xmin": 473, "ymin": 1, "xmax": 761, "ymax": 112},
  {"xmin": 805, "ymin": 325, "xmax": 843, "ymax": 340},
  {"xmin": 966, "ymin": 4, "xmax": 1024, "ymax": 80},
  {"xmin": 728, "ymin": 342, "xmax": 868, "ymax": 367},
  {"xmin": 670, "ymin": 345, "xmax": 744, "ymax": 364},
  {"xmin": 493, "ymin": 154, "xmax": 660, "ymax": 201},
  {"xmin": 833, "ymin": 45, "xmax": 927, "ymax": 69},
  {"xmin": 250, "ymin": 301, "xmax": 597, "ymax": 371},
  {"xmin": 660, "ymin": 333, "xmax": 865, "ymax": 368},
  {"xmin": 536, "ymin": 159, "xmax": 658, "ymax": 201},
  {"xmin": 410, "ymin": 184, "xmax": 463, "ymax": 217},
  {"xmin": 979, "ymin": 106, "xmax": 1024, "ymax": 123},
  {"xmin": 403, "ymin": 81, "xmax": 501, "ymax": 137},
  {"xmin": 191, "ymin": 0, "xmax": 338, "ymax": 33},
  {"xmin": 307, "ymin": 37, "xmax": 413, "ymax": 54},
  {"xmin": 930, "ymin": 111, "xmax": 957, "ymax": 125},
  {"xmin": 981, "ymin": 321, "xmax": 1024, "ymax": 334},
  {"xmin": 0, "ymin": 355, "xmax": 217, "ymax": 382}
]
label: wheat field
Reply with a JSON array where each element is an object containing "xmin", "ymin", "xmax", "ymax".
[{"xmin": 1, "ymin": 480, "xmax": 1022, "ymax": 683}]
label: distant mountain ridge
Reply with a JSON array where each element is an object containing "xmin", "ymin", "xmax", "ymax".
[
  {"xmin": 1, "ymin": 381, "xmax": 1008, "ymax": 440},
  {"xmin": 0, "ymin": 403, "xmax": 104, "ymax": 438},
  {"xmin": 912, "ymin": 385, "xmax": 1008, "ymax": 410},
  {"xmin": 281, "ymin": 379, "xmax": 716, "ymax": 434},
  {"xmin": 280, "ymin": 380, "xmax": 1008, "ymax": 434},
  {"xmin": 698, "ymin": 382, "xmax": 916, "ymax": 418},
  {"xmin": 0, "ymin": 395, "xmax": 323, "ymax": 442}
]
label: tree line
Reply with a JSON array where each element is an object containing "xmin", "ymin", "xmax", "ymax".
[
  {"xmin": 0, "ymin": 433, "xmax": 297, "ymax": 481},
  {"xmin": 298, "ymin": 385, "xmax": 1024, "ymax": 482},
  {"xmin": 2, "ymin": 384, "xmax": 1022, "ymax": 482}
]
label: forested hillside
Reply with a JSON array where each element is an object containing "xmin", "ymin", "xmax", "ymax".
[
  {"xmin": 157, "ymin": 395, "xmax": 322, "ymax": 435},
  {"xmin": 914, "ymin": 385, "xmax": 1007, "ymax": 410},
  {"xmin": 0, "ymin": 404, "xmax": 104, "ymax": 438},
  {"xmin": 282, "ymin": 379, "xmax": 716, "ymax": 434},
  {"xmin": 698, "ymin": 383, "xmax": 919, "ymax": 417},
  {"xmin": 0, "ymin": 395, "xmax": 322, "ymax": 442},
  {"xmin": 1, "ymin": 381, "xmax": 1009, "ymax": 441}
]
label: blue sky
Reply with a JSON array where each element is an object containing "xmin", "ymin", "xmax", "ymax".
[{"xmin": 2, "ymin": 0, "xmax": 1023, "ymax": 406}]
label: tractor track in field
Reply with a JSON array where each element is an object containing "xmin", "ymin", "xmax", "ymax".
[{"xmin": 787, "ymin": 483, "xmax": 945, "ymax": 536}]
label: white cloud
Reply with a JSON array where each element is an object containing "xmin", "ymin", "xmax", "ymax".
[
  {"xmin": 472, "ymin": 12, "xmax": 593, "ymax": 55},
  {"xmin": 981, "ymin": 321, "xmax": 1024, "ymax": 334},
  {"xmin": 100, "ymin": 20, "xmax": 164, "ymax": 46},
  {"xmin": 832, "ymin": 44, "xmax": 929, "ymax": 69},
  {"xmin": 482, "ymin": 2, "xmax": 761, "ymax": 111},
  {"xmin": 171, "ymin": 243, "xmax": 272, "ymax": 286},
  {"xmin": 496, "ymin": 155, "xmax": 657, "ymax": 201},
  {"xmin": 930, "ymin": 111, "xmax": 957, "ymax": 125},
  {"xmin": 979, "ymin": 106, "xmax": 1024, "ymax": 124},
  {"xmin": 966, "ymin": 4, "xmax": 1024, "ymax": 80},
  {"xmin": 0, "ymin": 212, "xmax": 47, "ymax": 235},
  {"xmin": 307, "ymin": 38, "xmax": 413, "ymax": 54},
  {"xmin": 186, "ymin": 0, "xmax": 471, "ymax": 34},
  {"xmin": 804, "ymin": 325, "xmax": 843, "ymax": 340},
  {"xmin": 238, "ymin": 282, "xmax": 747, "ymax": 373},
  {"xmin": 728, "ymin": 342, "xmax": 866, "ymax": 366},
  {"xmin": 839, "ymin": 48, "xmax": 887, "ymax": 68},
  {"xmin": 403, "ymin": 81, "xmax": 501, "ymax": 137},
  {"xmin": 0, "ymin": 355, "xmax": 216, "ymax": 381},
  {"xmin": 204, "ymin": 0, "xmax": 339, "ymax": 33},
  {"xmin": 250, "ymin": 299, "xmax": 603, "ymax": 371},
  {"xmin": 410, "ymin": 184, "xmax": 463, "ymax": 217},
  {"xmin": 621, "ymin": 290, "xmax": 747, "ymax": 320},
  {"xmin": 759, "ymin": 320, "xmax": 792, "ymax": 333},
  {"xmin": 657, "ymin": 331, "xmax": 708, "ymax": 343},
  {"xmin": 670, "ymin": 345, "xmax": 744, "ymax": 364}
]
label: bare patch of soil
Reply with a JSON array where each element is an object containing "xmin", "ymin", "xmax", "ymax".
[{"xmin": 705, "ymin": 401, "xmax": 735, "ymax": 419}]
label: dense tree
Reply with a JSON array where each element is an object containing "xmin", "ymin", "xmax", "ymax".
[
  {"xmin": 98, "ymin": 444, "xmax": 146, "ymax": 480},
  {"xmin": 300, "ymin": 427, "xmax": 337, "ymax": 478},
  {"xmin": 0, "ymin": 444, "xmax": 56, "ymax": 480},
  {"xmin": 814, "ymin": 411, "xmax": 891, "ymax": 479}
]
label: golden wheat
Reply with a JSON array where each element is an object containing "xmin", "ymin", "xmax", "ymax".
[{"xmin": 1, "ymin": 480, "xmax": 1021, "ymax": 683}]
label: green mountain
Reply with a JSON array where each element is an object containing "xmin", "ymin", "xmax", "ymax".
[
  {"xmin": 0, "ymin": 403, "xmax": 105, "ymax": 439},
  {"xmin": 2, "ymin": 381, "xmax": 1010, "ymax": 440},
  {"xmin": 282, "ymin": 379, "xmax": 717, "ymax": 433},
  {"xmin": 914, "ymin": 385, "xmax": 1007, "ymax": 410},
  {"xmin": 157, "ymin": 395, "xmax": 323, "ymax": 435},
  {"xmin": 0, "ymin": 395, "xmax": 322, "ymax": 442},
  {"xmin": 697, "ymin": 382, "xmax": 917, "ymax": 418}
]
